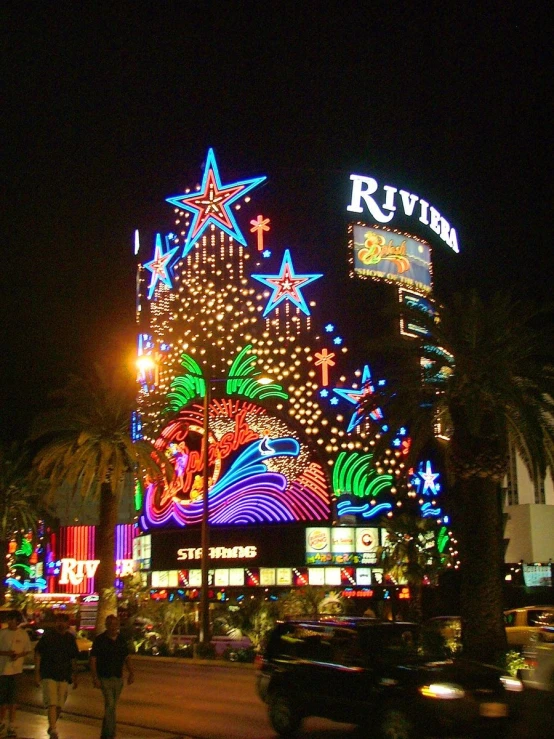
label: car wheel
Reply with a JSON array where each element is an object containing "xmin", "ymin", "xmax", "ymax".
[
  {"xmin": 379, "ymin": 708, "xmax": 418, "ymax": 739},
  {"xmin": 268, "ymin": 691, "xmax": 301, "ymax": 737}
]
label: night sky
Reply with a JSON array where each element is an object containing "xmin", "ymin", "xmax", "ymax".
[{"xmin": 1, "ymin": 2, "xmax": 551, "ymax": 443}]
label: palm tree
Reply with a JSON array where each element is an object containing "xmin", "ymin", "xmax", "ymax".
[
  {"xmin": 32, "ymin": 366, "xmax": 170, "ymax": 631},
  {"xmin": 0, "ymin": 442, "xmax": 39, "ymax": 605},
  {"xmin": 365, "ymin": 290, "xmax": 554, "ymax": 662},
  {"xmin": 377, "ymin": 511, "xmax": 446, "ymax": 622}
]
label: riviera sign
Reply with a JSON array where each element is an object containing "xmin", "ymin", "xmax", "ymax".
[{"xmin": 347, "ymin": 174, "xmax": 459, "ymax": 253}]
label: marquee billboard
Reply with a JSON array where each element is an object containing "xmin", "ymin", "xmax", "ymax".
[{"xmin": 351, "ymin": 225, "xmax": 432, "ymax": 294}]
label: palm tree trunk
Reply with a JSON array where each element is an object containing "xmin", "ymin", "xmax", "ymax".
[
  {"xmin": 94, "ymin": 483, "xmax": 118, "ymax": 633},
  {"xmin": 454, "ymin": 476, "xmax": 507, "ymax": 663}
]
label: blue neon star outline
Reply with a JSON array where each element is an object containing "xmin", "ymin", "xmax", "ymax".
[
  {"xmin": 251, "ymin": 249, "xmax": 322, "ymax": 317},
  {"xmin": 144, "ymin": 234, "xmax": 179, "ymax": 299},
  {"xmin": 166, "ymin": 148, "xmax": 266, "ymax": 257},
  {"xmin": 417, "ymin": 460, "xmax": 440, "ymax": 495},
  {"xmin": 333, "ymin": 365, "xmax": 384, "ymax": 432}
]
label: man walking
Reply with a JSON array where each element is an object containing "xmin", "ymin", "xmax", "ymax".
[
  {"xmin": 90, "ymin": 615, "xmax": 134, "ymax": 739},
  {"xmin": 0, "ymin": 610, "xmax": 32, "ymax": 737},
  {"xmin": 34, "ymin": 612, "xmax": 79, "ymax": 739}
]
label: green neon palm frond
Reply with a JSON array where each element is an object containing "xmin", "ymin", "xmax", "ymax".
[
  {"xmin": 226, "ymin": 345, "xmax": 288, "ymax": 401},
  {"xmin": 437, "ymin": 526, "xmax": 450, "ymax": 554},
  {"xmin": 333, "ymin": 451, "xmax": 393, "ymax": 498},
  {"xmin": 165, "ymin": 354, "xmax": 206, "ymax": 412}
]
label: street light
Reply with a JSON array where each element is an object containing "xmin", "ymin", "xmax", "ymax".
[{"xmin": 199, "ymin": 373, "xmax": 272, "ymax": 646}]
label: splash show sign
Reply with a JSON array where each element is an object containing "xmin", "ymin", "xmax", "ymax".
[{"xmin": 351, "ymin": 225, "xmax": 432, "ymax": 293}]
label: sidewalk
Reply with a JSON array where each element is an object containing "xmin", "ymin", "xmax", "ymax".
[{"xmin": 6, "ymin": 707, "xmax": 186, "ymax": 739}]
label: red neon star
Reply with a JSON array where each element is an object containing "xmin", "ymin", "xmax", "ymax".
[{"xmin": 166, "ymin": 148, "xmax": 266, "ymax": 256}]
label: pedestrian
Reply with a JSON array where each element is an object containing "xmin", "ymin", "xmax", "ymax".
[
  {"xmin": 0, "ymin": 610, "xmax": 32, "ymax": 738},
  {"xmin": 90, "ymin": 615, "xmax": 135, "ymax": 739},
  {"xmin": 34, "ymin": 612, "xmax": 79, "ymax": 739}
]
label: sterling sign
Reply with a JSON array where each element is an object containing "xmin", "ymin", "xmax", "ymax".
[
  {"xmin": 347, "ymin": 174, "xmax": 459, "ymax": 253},
  {"xmin": 177, "ymin": 545, "xmax": 257, "ymax": 561}
]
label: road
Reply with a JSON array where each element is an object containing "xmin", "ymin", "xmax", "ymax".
[{"xmin": 18, "ymin": 658, "xmax": 554, "ymax": 739}]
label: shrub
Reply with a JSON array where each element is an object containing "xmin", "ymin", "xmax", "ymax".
[{"xmin": 194, "ymin": 641, "xmax": 216, "ymax": 659}]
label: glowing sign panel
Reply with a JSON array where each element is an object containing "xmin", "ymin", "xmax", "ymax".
[
  {"xmin": 347, "ymin": 174, "xmax": 459, "ymax": 253},
  {"xmin": 352, "ymin": 225, "xmax": 432, "ymax": 293},
  {"xmin": 305, "ymin": 527, "xmax": 382, "ymax": 565}
]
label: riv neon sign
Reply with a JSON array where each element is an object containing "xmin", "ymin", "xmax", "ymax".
[
  {"xmin": 59, "ymin": 558, "xmax": 135, "ymax": 586},
  {"xmin": 347, "ymin": 175, "xmax": 459, "ymax": 253}
]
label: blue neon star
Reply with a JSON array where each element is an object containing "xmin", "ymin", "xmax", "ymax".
[
  {"xmin": 320, "ymin": 388, "xmax": 329, "ymax": 398},
  {"xmin": 262, "ymin": 249, "xmax": 272, "ymax": 258},
  {"xmin": 251, "ymin": 249, "xmax": 323, "ymax": 317},
  {"xmin": 333, "ymin": 336, "xmax": 343, "ymax": 345},
  {"xmin": 333, "ymin": 365, "xmax": 384, "ymax": 432},
  {"xmin": 418, "ymin": 461, "xmax": 440, "ymax": 495},
  {"xmin": 166, "ymin": 148, "xmax": 266, "ymax": 257},
  {"xmin": 330, "ymin": 397, "xmax": 339, "ymax": 405},
  {"xmin": 325, "ymin": 324, "xmax": 335, "ymax": 332},
  {"xmin": 144, "ymin": 234, "xmax": 179, "ymax": 299}
]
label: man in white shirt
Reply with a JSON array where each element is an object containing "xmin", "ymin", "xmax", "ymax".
[{"xmin": 0, "ymin": 611, "xmax": 32, "ymax": 738}]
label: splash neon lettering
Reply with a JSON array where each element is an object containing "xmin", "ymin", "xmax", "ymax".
[{"xmin": 347, "ymin": 175, "xmax": 459, "ymax": 253}]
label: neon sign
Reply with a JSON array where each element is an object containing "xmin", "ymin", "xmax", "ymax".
[
  {"xmin": 351, "ymin": 226, "xmax": 432, "ymax": 293},
  {"xmin": 144, "ymin": 233, "xmax": 178, "ymax": 299},
  {"xmin": 251, "ymin": 249, "xmax": 323, "ymax": 317},
  {"xmin": 59, "ymin": 558, "xmax": 135, "ymax": 586},
  {"xmin": 166, "ymin": 148, "xmax": 266, "ymax": 257},
  {"xmin": 142, "ymin": 399, "xmax": 331, "ymax": 529},
  {"xmin": 347, "ymin": 174, "xmax": 459, "ymax": 253},
  {"xmin": 177, "ymin": 545, "xmax": 257, "ymax": 561}
]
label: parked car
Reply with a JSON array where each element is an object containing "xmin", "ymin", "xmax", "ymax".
[
  {"xmin": 256, "ymin": 617, "xmax": 523, "ymax": 738},
  {"xmin": 504, "ymin": 606, "xmax": 554, "ymax": 648},
  {"xmin": 521, "ymin": 624, "xmax": 554, "ymax": 691}
]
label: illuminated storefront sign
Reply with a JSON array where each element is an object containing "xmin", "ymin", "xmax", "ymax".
[
  {"xmin": 151, "ymin": 525, "xmax": 306, "ymax": 571},
  {"xmin": 351, "ymin": 225, "xmax": 432, "ymax": 293},
  {"xmin": 177, "ymin": 545, "xmax": 257, "ymax": 561},
  {"xmin": 58, "ymin": 558, "xmax": 135, "ymax": 586},
  {"xmin": 149, "ymin": 566, "xmax": 386, "ymax": 590},
  {"xmin": 305, "ymin": 527, "xmax": 381, "ymax": 565},
  {"xmin": 347, "ymin": 174, "xmax": 459, "ymax": 253}
]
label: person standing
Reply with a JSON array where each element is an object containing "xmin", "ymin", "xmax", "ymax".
[
  {"xmin": 0, "ymin": 611, "xmax": 32, "ymax": 738},
  {"xmin": 34, "ymin": 612, "xmax": 79, "ymax": 739},
  {"xmin": 90, "ymin": 615, "xmax": 134, "ymax": 739}
]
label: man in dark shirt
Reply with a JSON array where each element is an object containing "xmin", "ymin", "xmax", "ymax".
[
  {"xmin": 90, "ymin": 615, "xmax": 135, "ymax": 739},
  {"xmin": 34, "ymin": 613, "xmax": 79, "ymax": 739}
]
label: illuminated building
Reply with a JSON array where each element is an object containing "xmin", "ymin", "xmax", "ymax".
[{"xmin": 132, "ymin": 149, "xmax": 454, "ymax": 609}]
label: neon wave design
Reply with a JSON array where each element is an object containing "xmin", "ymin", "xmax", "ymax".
[
  {"xmin": 143, "ymin": 436, "xmax": 330, "ymax": 529},
  {"xmin": 336, "ymin": 500, "xmax": 392, "ymax": 519}
]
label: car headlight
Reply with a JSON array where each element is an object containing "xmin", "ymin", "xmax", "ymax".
[
  {"xmin": 419, "ymin": 683, "xmax": 465, "ymax": 700},
  {"xmin": 500, "ymin": 676, "xmax": 523, "ymax": 692}
]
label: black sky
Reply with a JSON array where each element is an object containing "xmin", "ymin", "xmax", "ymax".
[{"xmin": 1, "ymin": 1, "xmax": 552, "ymax": 442}]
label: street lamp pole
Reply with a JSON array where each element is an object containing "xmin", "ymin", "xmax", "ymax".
[
  {"xmin": 200, "ymin": 378, "xmax": 211, "ymax": 646},
  {"xmin": 197, "ymin": 372, "xmax": 272, "ymax": 646}
]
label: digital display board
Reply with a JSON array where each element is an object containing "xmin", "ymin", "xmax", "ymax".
[{"xmin": 351, "ymin": 225, "xmax": 432, "ymax": 294}]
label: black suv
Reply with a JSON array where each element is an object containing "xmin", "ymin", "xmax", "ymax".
[{"xmin": 256, "ymin": 617, "xmax": 523, "ymax": 738}]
